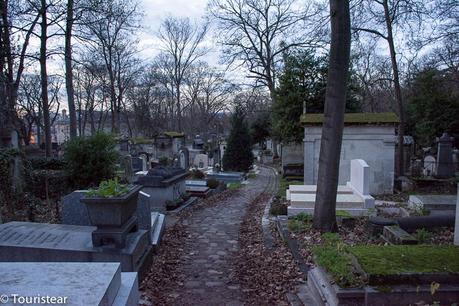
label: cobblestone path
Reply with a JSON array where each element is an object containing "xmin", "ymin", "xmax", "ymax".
[{"xmin": 160, "ymin": 166, "xmax": 276, "ymax": 306}]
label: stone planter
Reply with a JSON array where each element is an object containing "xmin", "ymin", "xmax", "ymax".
[{"xmin": 81, "ymin": 185, "xmax": 142, "ymax": 227}]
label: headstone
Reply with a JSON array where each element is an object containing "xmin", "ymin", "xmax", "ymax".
[
  {"xmin": 193, "ymin": 154, "xmax": 208, "ymax": 169},
  {"xmin": 123, "ymin": 155, "xmax": 134, "ymax": 183},
  {"xmin": 423, "ymin": 155, "xmax": 436, "ymax": 176},
  {"xmin": 179, "ymin": 147, "xmax": 190, "ymax": 170},
  {"xmin": 348, "ymin": 159, "xmax": 370, "ymax": 196},
  {"xmin": 0, "ymin": 262, "xmax": 139, "ymax": 306},
  {"xmin": 61, "ymin": 191, "xmax": 91, "ymax": 226},
  {"xmin": 131, "ymin": 157, "xmax": 143, "ymax": 173},
  {"xmin": 454, "ymin": 185, "xmax": 459, "ymax": 246},
  {"xmin": 436, "ymin": 132, "xmax": 455, "ymax": 179}
]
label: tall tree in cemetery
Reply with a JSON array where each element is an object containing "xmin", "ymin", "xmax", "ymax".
[
  {"xmin": 222, "ymin": 105, "xmax": 253, "ymax": 172},
  {"xmin": 313, "ymin": 0, "xmax": 351, "ymax": 231},
  {"xmin": 209, "ymin": 0, "xmax": 325, "ymax": 156},
  {"xmin": 353, "ymin": 0, "xmax": 428, "ymax": 176},
  {"xmin": 156, "ymin": 17, "xmax": 208, "ymax": 132},
  {"xmin": 65, "ymin": 0, "xmax": 77, "ymax": 139},
  {"xmin": 0, "ymin": 0, "xmax": 40, "ymax": 146}
]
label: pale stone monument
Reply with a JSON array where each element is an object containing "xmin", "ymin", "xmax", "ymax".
[
  {"xmin": 302, "ymin": 113, "xmax": 398, "ymax": 195},
  {"xmin": 423, "ymin": 155, "xmax": 436, "ymax": 176}
]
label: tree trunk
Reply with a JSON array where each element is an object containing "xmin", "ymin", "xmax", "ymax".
[
  {"xmin": 65, "ymin": 0, "xmax": 77, "ymax": 139},
  {"xmin": 383, "ymin": 0, "xmax": 404, "ymax": 177},
  {"xmin": 40, "ymin": 0, "xmax": 51, "ymax": 157},
  {"xmin": 313, "ymin": 0, "xmax": 351, "ymax": 232}
]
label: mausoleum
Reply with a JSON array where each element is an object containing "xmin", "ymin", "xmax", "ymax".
[{"xmin": 302, "ymin": 113, "xmax": 399, "ymax": 195}]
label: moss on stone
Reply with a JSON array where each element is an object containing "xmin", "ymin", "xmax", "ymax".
[
  {"xmin": 349, "ymin": 245, "xmax": 459, "ymax": 275},
  {"xmin": 300, "ymin": 112, "xmax": 400, "ymax": 125}
]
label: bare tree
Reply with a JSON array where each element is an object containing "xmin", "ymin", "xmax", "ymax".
[
  {"xmin": 156, "ymin": 16, "xmax": 209, "ymax": 132},
  {"xmin": 0, "ymin": 0, "xmax": 40, "ymax": 146},
  {"xmin": 352, "ymin": 0, "xmax": 428, "ymax": 176},
  {"xmin": 313, "ymin": 0, "xmax": 351, "ymax": 231},
  {"xmin": 209, "ymin": 0, "xmax": 325, "ymax": 155},
  {"xmin": 80, "ymin": 0, "xmax": 140, "ymax": 133}
]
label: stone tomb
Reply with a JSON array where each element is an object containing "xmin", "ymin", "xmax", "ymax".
[
  {"xmin": 186, "ymin": 180, "xmax": 211, "ymax": 198},
  {"xmin": 287, "ymin": 159, "xmax": 375, "ymax": 216},
  {"xmin": 0, "ymin": 262, "xmax": 138, "ymax": 306},
  {"xmin": 0, "ymin": 221, "xmax": 152, "ymax": 277},
  {"xmin": 408, "ymin": 194, "xmax": 457, "ymax": 215},
  {"xmin": 136, "ymin": 166, "xmax": 188, "ymax": 213},
  {"xmin": 207, "ymin": 171, "xmax": 245, "ymax": 184},
  {"xmin": 61, "ymin": 190, "xmax": 165, "ymax": 251}
]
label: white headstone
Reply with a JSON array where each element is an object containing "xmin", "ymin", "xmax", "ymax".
[
  {"xmin": 193, "ymin": 154, "xmax": 208, "ymax": 169},
  {"xmin": 348, "ymin": 159, "xmax": 370, "ymax": 196},
  {"xmin": 454, "ymin": 185, "xmax": 459, "ymax": 246},
  {"xmin": 423, "ymin": 155, "xmax": 436, "ymax": 176}
]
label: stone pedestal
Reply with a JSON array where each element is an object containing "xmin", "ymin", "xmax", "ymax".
[{"xmin": 436, "ymin": 133, "xmax": 454, "ymax": 179}]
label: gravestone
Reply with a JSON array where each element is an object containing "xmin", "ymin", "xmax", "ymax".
[
  {"xmin": 193, "ymin": 153, "xmax": 208, "ymax": 169},
  {"xmin": 123, "ymin": 155, "xmax": 134, "ymax": 183},
  {"xmin": 423, "ymin": 155, "xmax": 436, "ymax": 176},
  {"xmin": 131, "ymin": 157, "xmax": 143, "ymax": 173},
  {"xmin": 62, "ymin": 191, "xmax": 91, "ymax": 226},
  {"xmin": 349, "ymin": 159, "xmax": 370, "ymax": 195},
  {"xmin": 0, "ymin": 262, "xmax": 139, "ymax": 306},
  {"xmin": 455, "ymin": 185, "xmax": 459, "ymax": 246},
  {"xmin": 179, "ymin": 147, "xmax": 190, "ymax": 170},
  {"xmin": 436, "ymin": 132, "xmax": 455, "ymax": 179},
  {"xmin": 136, "ymin": 166, "xmax": 188, "ymax": 213}
]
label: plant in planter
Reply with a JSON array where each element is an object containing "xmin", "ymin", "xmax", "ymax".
[{"xmin": 82, "ymin": 178, "xmax": 141, "ymax": 227}]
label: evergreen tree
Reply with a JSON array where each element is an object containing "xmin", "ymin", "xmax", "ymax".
[
  {"xmin": 407, "ymin": 68, "xmax": 459, "ymax": 147},
  {"xmin": 222, "ymin": 106, "xmax": 254, "ymax": 172},
  {"xmin": 272, "ymin": 48, "xmax": 361, "ymax": 143},
  {"xmin": 250, "ymin": 112, "xmax": 271, "ymax": 147}
]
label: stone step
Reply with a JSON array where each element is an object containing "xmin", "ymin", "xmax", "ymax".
[
  {"xmin": 290, "ymin": 193, "xmax": 364, "ymax": 209},
  {"xmin": 113, "ymin": 272, "xmax": 140, "ymax": 306},
  {"xmin": 289, "ymin": 185, "xmax": 353, "ymax": 194},
  {"xmin": 288, "ymin": 207, "xmax": 369, "ymax": 217},
  {"xmin": 382, "ymin": 225, "xmax": 418, "ymax": 245}
]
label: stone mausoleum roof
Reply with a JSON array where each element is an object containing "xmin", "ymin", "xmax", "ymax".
[{"xmin": 300, "ymin": 112, "xmax": 400, "ymax": 126}]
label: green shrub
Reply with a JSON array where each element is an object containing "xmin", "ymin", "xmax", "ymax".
[
  {"xmin": 86, "ymin": 178, "xmax": 129, "ymax": 198},
  {"xmin": 29, "ymin": 157, "xmax": 66, "ymax": 170},
  {"xmin": 159, "ymin": 156, "xmax": 169, "ymax": 166},
  {"xmin": 64, "ymin": 133, "xmax": 119, "ymax": 188},
  {"xmin": 206, "ymin": 178, "xmax": 219, "ymax": 189},
  {"xmin": 191, "ymin": 169, "xmax": 205, "ymax": 179},
  {"xmin": 414, "ymin": 228, "xmax": 432, "ymax": 243}
]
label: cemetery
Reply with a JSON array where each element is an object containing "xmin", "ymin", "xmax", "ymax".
[{"xmin": 1, "ymin": 0, "xmax": 458, "ymax": 304}]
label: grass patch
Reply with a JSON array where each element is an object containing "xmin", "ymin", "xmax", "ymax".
[
  {"xmin": 336, "ymin": 210, "xmax": 352, "ymax": 218},
  {"xmin": 278, "ymin": 177, "xmax": 302, "ymax": 198},
  {"xmin": 227, "ymin": 182, "xmax": 242, "ymax": 190},
  {"xmin": 288, "ymin": 213, "xmax": 312, "ymax": 232},
  {"xmin": 349, "ymin": 245, "xmax": 459, "ymax": 275}
]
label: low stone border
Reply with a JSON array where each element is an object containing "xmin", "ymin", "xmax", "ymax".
[
  {"xmin": 275, "ymin": 216, "xmax": 309, "ymax": 275},
  {"xmin": 308, "ymin": 264, "xmax": 459, "ymax": 306}
]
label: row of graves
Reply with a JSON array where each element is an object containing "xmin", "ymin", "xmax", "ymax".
[
  {"xmin": 0, "ymin": 135, "xmax": 247, "ymax": 306},
  {"xmin": 277, "ymin": 113, "xmax": 459, "ymax": 305}
]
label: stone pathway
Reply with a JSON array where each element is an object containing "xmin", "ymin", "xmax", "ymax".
[{"xmin": 162, "ymin": 167, "xmax": 276, "ymax": 305}]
